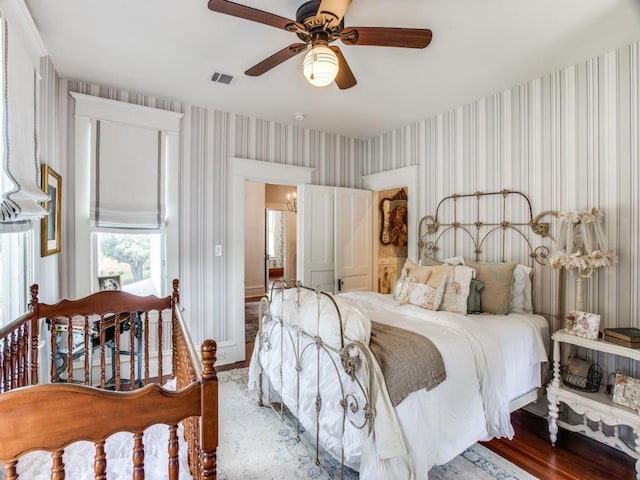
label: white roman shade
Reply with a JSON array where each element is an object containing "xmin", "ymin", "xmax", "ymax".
[
  {"xmin": 71, "ymin": 92, "xmax": 183, "ymax": 231},
  {"xmin": 92, "ymin": 121, "xmax": 164, "ymax": 229},
  {"xmin": 0, "ymin": 8, "xmax": 48, "ymax": 225}
]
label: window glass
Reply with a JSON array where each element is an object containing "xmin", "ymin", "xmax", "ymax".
[
  {"xmin": 94, "ymin": 232, "xmax": 163, "ymax": 296},
  {"xmin": 0, "ymin": 231, "xmax": 32, "ymax": 326}
]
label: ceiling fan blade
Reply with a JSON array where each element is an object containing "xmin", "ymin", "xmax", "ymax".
[
  {"xmin": 340, "ymin": 27, "xmax": 432, "ymax": 49},
  {"xmin": 317, "ymin": 0, "xmax": 352, "ymax": 27},
  {"xmin": 330, "ymin": 46, "xmax": 356, "ymax": 90},
  {"xmin": 208, "ymin": 0, "xmax": 303, "ymax": 32},
  {"xmin": 245, "ymin": 43, "xmax": 307, "ymax": 77}
]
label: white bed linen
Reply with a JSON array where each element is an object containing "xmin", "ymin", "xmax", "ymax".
[
  {"xmin": 249, "ymin": 290, "xmax": 549, "ymax": 480},
  {"xmin": 346, "ymin": 292, "xmax": 549, "ymax": 479}
]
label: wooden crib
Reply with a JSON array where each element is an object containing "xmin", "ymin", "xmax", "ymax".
[{"xmin": 0, "ymin": 279, "xmax": 217, "ymax": 479}]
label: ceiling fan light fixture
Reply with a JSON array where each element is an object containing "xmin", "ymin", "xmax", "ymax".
[{"xmin": 303, "ymin": 44, "xmax": 339, "ymax": 87}]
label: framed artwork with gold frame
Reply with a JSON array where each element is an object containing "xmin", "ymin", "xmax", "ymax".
[{"xmin": 40, "ymin": 164, "xmax": 62, "ymax": 257}]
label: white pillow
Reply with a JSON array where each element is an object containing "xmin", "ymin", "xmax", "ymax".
[
  {"xmin": 510, "ymin": 264, "xmax": 533, "ymax": 313},
  {"xmin": 419, "ymin": 256, "xmax": 465, "ymax": 266},
  {"xmin": 439, "ymin": 265, "xmax": 475, "ymax": 314}
]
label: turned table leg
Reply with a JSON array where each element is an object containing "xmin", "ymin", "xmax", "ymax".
[
  {"xmin": 548, "ymin": 339, "xmax": 561, "ymax": 446},
  {"xmin": 635, "ymin": 428, "xmax": 640, "ymax": 480},
  {"xmin": 548, "ymin": 393, "xmax": 559, "ymax": 446}
]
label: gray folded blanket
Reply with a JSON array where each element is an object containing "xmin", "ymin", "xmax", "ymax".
[{"xmin": 369, "ymin": 320, "xmax": 446, "ymax": 406}]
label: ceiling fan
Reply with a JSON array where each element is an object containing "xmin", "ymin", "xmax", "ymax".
[{"xmin": 207, "ymin": 0, "xmax": 432, "ymax": 89}]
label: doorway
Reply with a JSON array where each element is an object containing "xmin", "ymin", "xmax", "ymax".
[
  {"xmin": 265, "ymin": 183, "xmax": 297, "ymax": 284},
  {"xmin": 244, "ymin": 183, "xmax": 297, "ymax": 349},
  {"xmin": 227, "ymin": 157, "xmax": 314, "ymax": 364}
]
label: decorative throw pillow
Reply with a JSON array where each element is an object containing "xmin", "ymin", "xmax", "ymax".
[
  {"xmin": 510, "ymin": 264, "xmax": 534, "ymax": 313},
  {"xmin": 467, "ymin": 279, "xmax": 485, "ymax": 314},
  {"xmin": 402, "ymin": 258, "xmax": 434, "ymax": 284},
  {"xmin": 439, "ymin": 265, "xmax": 476, "ymax": 314},
  {"xmin": 392, "ymin": 274, "xmax": 415, "ymax": 305},
  {"xmin": 465, "ymin": 260, "xmax": 516, "ymax": 315},
  {"xmin": 406, "ymin": 264, "xmax": 449, "ymax": 310}
]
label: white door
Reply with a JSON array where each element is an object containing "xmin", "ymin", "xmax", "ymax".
[
  {"xmin": 298, "ymin": 184, "xmax": 335, "ymax": 292},
  {"xmin": 335, "ymin": 187, "xmax": 373, "ymax": 292}
]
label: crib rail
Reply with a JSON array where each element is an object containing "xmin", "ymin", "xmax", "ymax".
[
  {"xmin": 43, "ymin": 285, "xmax": 175, "ymax": 390},
  {"xmin": 173, "ymin": 296, "xmax": 218, "ymax": 478},
  {"xmin": 0, "ymin": 340, "xmax": 217, "ymax": 479},
  {"xmin": 0, "ymin": 279, "xmax": 218, "ymax": 479},
  {"xmin": 0, "ymin": 285, "xmax": 40, "ymax": 393},
  {"xmin": 0, "ymin": 381, "xmax": 203, "ymax": 461}
]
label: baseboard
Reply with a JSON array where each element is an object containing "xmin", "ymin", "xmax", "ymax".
[
  {"xmin": 245, "ymin": 285, "xmax": 266, "ymax": 297},
  {"xmin": 245, "ymin": 294, "xmax": 267, "ymax": 302}
]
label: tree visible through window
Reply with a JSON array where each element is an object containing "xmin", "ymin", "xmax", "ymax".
[{"xmin": 96, "ymin": 232, "xmax": 162, "ymax": 295}]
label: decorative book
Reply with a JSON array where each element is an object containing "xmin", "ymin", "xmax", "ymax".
[
  {"xmin": 604, "ymin": 335, "xmax": 640, "ymax": 349},
  {"xmin": 603, "ymin": 327, "xmax": 640, "ymax": 342}
]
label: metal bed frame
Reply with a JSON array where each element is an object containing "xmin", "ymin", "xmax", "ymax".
[{"xmin": 254, "ymin": 189, "xmax": 561, "ymax": 479}]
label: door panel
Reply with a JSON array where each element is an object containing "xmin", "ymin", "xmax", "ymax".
[
  {"xmin": 335, "ymin": 187, "xmax": 372, "ymax": 292},
  {"xmin": 298, "ymin": 184, "xmax": 335, "ymax": 292}
]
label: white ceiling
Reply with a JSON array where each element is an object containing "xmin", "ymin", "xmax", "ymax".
[{"xmin": 24, "ymin": 0, "xmax": 640, "ymax": 139}]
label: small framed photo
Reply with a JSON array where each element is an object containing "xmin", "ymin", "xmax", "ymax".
[
  {"xmin": 566, "ymin": 311, "xmax": 601, "ymax": 340},
  {"xmin": 98, "ymin": 275, "xmax": 121, "ymax": 291},
  {"xmin": 612, "ymin": 373, "xmax": 640, "ymax": 410}
]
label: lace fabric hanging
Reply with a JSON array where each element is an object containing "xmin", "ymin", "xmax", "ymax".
[{"xmin": 548, "ymin": 208, "xmax": 617, "ymax": 275}]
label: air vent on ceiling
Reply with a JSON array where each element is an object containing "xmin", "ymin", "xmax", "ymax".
[{"xmin": 210, "ymin": 71, "xmax": 239, "ymax": 86}]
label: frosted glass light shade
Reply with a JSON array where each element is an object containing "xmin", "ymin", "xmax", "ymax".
[{"xmin": 303, "ymin": 45, "xmax": 339, "ymax": 87}]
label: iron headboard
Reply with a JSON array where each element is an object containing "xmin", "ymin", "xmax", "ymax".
[{"xmin": 417, "ymin": 189, "xmax": 561, "ymax": 330}]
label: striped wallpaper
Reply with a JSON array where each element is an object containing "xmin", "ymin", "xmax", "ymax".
[
  {"xmin": 44, "ymin": 74, "xmax": 365, "ymax": 347},
  {"xmin": 364, "ymin": 42, "xmax": 639, "ymax": 372},
  {"xmin": 38, "ymin": 40, "xmax": 639, "ymax": 370}
]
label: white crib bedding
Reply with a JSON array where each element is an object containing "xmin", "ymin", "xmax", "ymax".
[
  {"xmin": 249, "ymin": 290, "xmax": 549, "ymax": 480},
  {"xmin": 11, "ymin": 423, "xmax": 191, "ymax": 479},
  {"xmin": 7, "ymin": 378, "xmax": 192, "ymax": 479}
]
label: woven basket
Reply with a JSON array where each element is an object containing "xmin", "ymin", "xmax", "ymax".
[{"xmin": 561, "ymin": 363, "xmax": 603, "ymax": 393}]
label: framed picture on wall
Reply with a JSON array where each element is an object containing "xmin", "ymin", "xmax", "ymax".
[{"xmin": 40, "ymin": 164, "xmax": 62, "ymax": 257}]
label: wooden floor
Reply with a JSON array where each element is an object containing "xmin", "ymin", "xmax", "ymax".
[
  {"xmin": 484, "ymin": 410, "xmax": 635, "ymax": 479},
  {"xmin": 218, "ymin": 343, "xmax": 636, "ymax": 479}
]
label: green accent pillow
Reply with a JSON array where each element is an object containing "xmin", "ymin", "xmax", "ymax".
[{"xmin": 467, "ymin": 279, "xmax": 485, "ymax": 314}]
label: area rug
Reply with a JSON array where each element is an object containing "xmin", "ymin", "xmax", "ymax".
[{"xmin": 217, "ymin": 368, "xmax": 538, "ymax": 480}]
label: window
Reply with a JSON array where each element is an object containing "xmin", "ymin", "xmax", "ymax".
[
  {"xmin": 266, "ymin": 209, "xmax": 285, "ymax": 269},
  {"xmin": 94, "ymin": 232, "xmax": 163, "ymax": 296},
  {"xmin": 71, "ymin": 93, "xmax": 181, "ymax": 299},
  {"xmin": 0, "ymin": 231, "xmax": 32, "ymax": 326}
]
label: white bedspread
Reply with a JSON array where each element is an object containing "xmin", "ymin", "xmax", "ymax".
[{"xmin": 248, "ymin": 290, "xmax": 549, "ymax": 480}]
